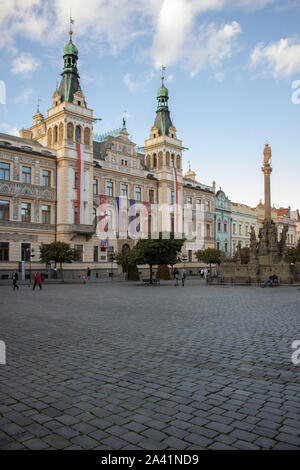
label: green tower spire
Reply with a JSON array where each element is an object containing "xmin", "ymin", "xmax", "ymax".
[
  {"xmin": 58, "ymin": 27, "xmax": 81, "ymax": 103},
  {"xmin": 153, "ymin": 66, "xmax": 173, "ymax": 136}
]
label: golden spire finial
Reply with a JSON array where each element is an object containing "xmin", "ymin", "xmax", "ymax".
[
  {"xmin": 69, "ymin": 10, "xmax": 74, "ymax": 41},
  {"xmin": 161, "ymin": 65, "xmax": 166, "ymax": 85}
]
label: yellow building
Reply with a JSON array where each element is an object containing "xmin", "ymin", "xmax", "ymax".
[
  {"xmin": 0, "ymin": 33, "xmax": 215, "ymax": 278},
  {"xmin": 231, "ymin": 202, "xmax": 258, "ymax": 253}
]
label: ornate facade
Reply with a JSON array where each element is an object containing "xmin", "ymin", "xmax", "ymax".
[{"xmin": 0, "ymin": 33, "xmax": 215, "ymax": 278}]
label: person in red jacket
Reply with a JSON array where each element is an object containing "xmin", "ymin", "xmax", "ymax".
[{"xmin": 33, "ymin": 271, "xmax": 42, "ymax": 290}]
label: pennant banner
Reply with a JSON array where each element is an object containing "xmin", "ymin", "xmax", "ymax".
[{"xmin": 76, "ymin": 142, "xmax": 82, "ymax": 224}]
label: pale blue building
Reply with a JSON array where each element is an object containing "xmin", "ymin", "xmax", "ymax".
[{"xmin": 214, "ymin": 189, "xmax": 232, "ymax": 257}]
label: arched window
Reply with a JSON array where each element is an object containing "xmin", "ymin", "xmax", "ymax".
[
  {"xmin": 53, "ymin": 125, "xmax": 58, "ymax": 143},
  {"xmin": 58, "ymin": 123, "xmax": 64, "ymax": 143},
  {"xmin": 153, "ymin": 153, "xmax": 157, "ymax": 168},
  {"xmin": 171, "ymin": 153, "xmax": 175, "ymax": 168},
  {"xmin": 146, "ymin": 155, "xmax": 151, "ymax": 168},
  {"xmin": 158, "ymin": 152, "xmax": 163, "ymax": 168},
  {"xmin": 176, "ymin": 155, "xmax": 181, "ymax": 169},
  {"xmin": 84, "ymin": 127, "xmax": 90, "ymax": 145},
  {"xmin": 166, "ymin": 152, "xmax": 170, "ymax": 167},
  {"xmin": 47, "ymin": 128, "xmax": 52, "ymax": 146},
  {"xmin": 67, "ymin": 122, "xmax": 74, "ymax": 140},
  {"xmin": 75, "ymin": 125, "xmax": 81, "ymax": 143}
]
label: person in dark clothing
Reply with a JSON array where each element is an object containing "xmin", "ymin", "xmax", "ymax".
[
  {"xmin": 173, "ymin": 268, "xmax": 179, "ymax": 286},
  {"xmin": 87, "ymin": 267, "xmax": 91, "ymax": 282},
  {"xmin": 12, "ymin": 271, "xmax": 19, "ymax": 290},
  {"xmin": 33, "ymin": 272, "xmax": 42, "ymax": 290}
]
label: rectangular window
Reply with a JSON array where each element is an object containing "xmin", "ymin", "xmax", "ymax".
[
  {"xmin": 245, "ymin": 224, "xmax": 249, "ymax": 235},
  {"xmin": 196, "ymin": 199, "xmax": 201, "ymax": 207},
  {"xmin": 187, "ymin": 197, "xmax": 192, "ymax": 206},
  {"xmin": 74, "ymin": 172, "xmax": 78, "ymax": 189},
  {"xmin": 136, "ymin": 212, "xmax": 140, "ymax": 232},
  {"xmin": 218, "ymin": 222, "xmax": 221, "ymax": 232},
  {"xmin": 239, "ymin": 224, "xmax": 242, "ymax": 235},
  {"xmin": 0, "ymin": 200, "xmax": 9, "ymax": 221},
  {"xmin": 136, "ymin": 187, "xmax": 141, "ymax": 201},
  {"xmin": 225, "ymin": 242, "xmax": 228, "ymax": 252},
  {"xmin": 93, "ymin": 246, "xmax": 99, "ymax": 263},
  {"xmin": 217, "ymin": 241, "xmax": 220, "ymax": 250},
  {"xmin": 171, "ymin": 191, "xmax": 175, "ymax": 205},
  {"xmin": 42, "ymin": 170, "xmax": 51, "ymax": 187},
  {"xmin": 233, "ymin": 223, "xmax": 236, "ymax": 234},
  {"xmin": 205, "ymin": 200, "xmax": 210, "ymax": 212},
  {"xmin": 74, "ymin": 206, "xmax": 78, "ymax": 224},
  {"xmin": 0, "ymin": 162, "xmax": 10, "ymax": 181},
  {"xmin": 121, "ymin": 184, "xmax": 128, "ymax": 197},
  {"xmin": 0, "ymin": 242, "xmax": 9, "ymax": 261},
  {"xmin": 149, "ymin": 189, "xmax": 154, "ymax": 204},
  {"xmin": 224, "ymin": 223, "xmax": 227, "ymax": 233},
  {"xmin": 106, "ymin": 181, "xmax": 113, "ymax": 196},
  {"xmin": 22, "ymin": 166, "xmax": 31, "ymax": 184},
  {"xmin": 42, "ymin": 205, "xmax": 50, "ymax": 224},
  {"xmin": 188, "ymin": 250, "xmax": 192, "ymax": 262},
  {"xmin": 206, "ymin": 224, "xmax": 210, "ymax": 237},
  {"xmin": 74, "ymin": 244, "xmax": 83, "ymax": 262},
  {"xmin": 21, "ymin": 202, "xmax": 31, "ymax": 222},
  {"xmin": 93, "ymin": 179, "xmax": 98, "ymax": 195},
  {"xmin": 21, "ymin": 243, "xmax": 31, "ymax": 261}
]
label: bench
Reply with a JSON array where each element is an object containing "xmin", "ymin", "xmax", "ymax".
[{"xmin": 142, "ymin": 278, "xmax": 160, "ymax": 285}]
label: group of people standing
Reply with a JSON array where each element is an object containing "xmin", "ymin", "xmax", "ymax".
[{"xmin": 172, "ymin": 268, "xmax": 186, "ymax": 286}]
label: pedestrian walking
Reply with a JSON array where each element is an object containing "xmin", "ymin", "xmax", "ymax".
[
  {"xmin": 53, "ymin": 267, "xmax": 58, "ymax": 279},
  {"xmin": 181, "ymin": 268, "xmax": 186, "ymax": 287},
  {"xmin": 87, "ymin": 267, "xmax": 91, "ymax": 282},
  {"xmin": 200, "ymin": 269, "xmax": 204, "ymax": 279},
  {"xmin": 33, "ymin": 271, "xmax": 42, "ymax": 290},
  {"xmin": 174, "ymin": 268, "xmax": 179, "ymax": 286},
  {"xmin": 12, "ymin": 271, "xmax": 19, "ymax": 290}
]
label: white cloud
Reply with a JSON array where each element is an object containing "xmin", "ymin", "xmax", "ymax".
[
  {"xmin": 151, "ymin": 0, "xmax": 241, "ymax": 75},
  {"xmin": 11, "ymin": 53, "xmax": 40, "ymax": 75},
  {"xmin": 0, "ymin": 123, "xmax": 19, "ymax": 136},
  {"xmin": 0, "ymin": 0, "xmax": 280, "ymax": 77},
  {"xmin": 13, "ymin": 87, "xmax": 33, "ymax": 104},
  {"xmin": 123, "ymin": 73, "xmax": 140, "ymax": 93},
  {"xmin": 250, "ymin": 38, "xmax": 300, "ymax": 79}
]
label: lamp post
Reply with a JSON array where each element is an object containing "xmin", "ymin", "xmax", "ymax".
[{"xmin": 27, "ymin": 248, "xmax": 35, "ymax": 284}]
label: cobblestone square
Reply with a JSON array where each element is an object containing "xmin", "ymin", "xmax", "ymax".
[{"xmin": 0, "ymin": 281, "xmax": 299, "ymax": 450}]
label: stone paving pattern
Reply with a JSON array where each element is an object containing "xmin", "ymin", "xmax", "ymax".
[{"xmin": 0, "ymin": 280, "xmax": 299, "ymax": 450}]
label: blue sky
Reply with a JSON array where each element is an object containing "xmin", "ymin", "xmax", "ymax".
[{"xmin": 0, "ymin": 0, "xmax": 299, "ymax": 210}]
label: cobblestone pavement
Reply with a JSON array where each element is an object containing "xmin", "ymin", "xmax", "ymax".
[{"xmin": 0, "ymin": 280, "xmax": 299, "ymax": 450}]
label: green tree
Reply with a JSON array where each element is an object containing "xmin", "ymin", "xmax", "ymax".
[
  {"xmin": 128, "ymin": 234, "xmax": 184, "ymax": 284},
  {"xmin": 283, "ymin": 242, "xmax": 300, "ymax": 264},
  {"xmin": 195, "ymin": 248, "xmax": 221, "ymax": 271},
  {"xmin": 39, "ymin": 241, "xmax": 80, "ymax": 280}
]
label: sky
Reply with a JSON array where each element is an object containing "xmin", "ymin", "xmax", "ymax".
[{"xmin": 0, "ymin": 0, "xmax": 299, "ymax": 210}]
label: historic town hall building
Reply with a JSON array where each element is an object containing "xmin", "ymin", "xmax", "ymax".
[{"xmin": 0, "ymin": 32, "xmax": 216, "ymax": 279}]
